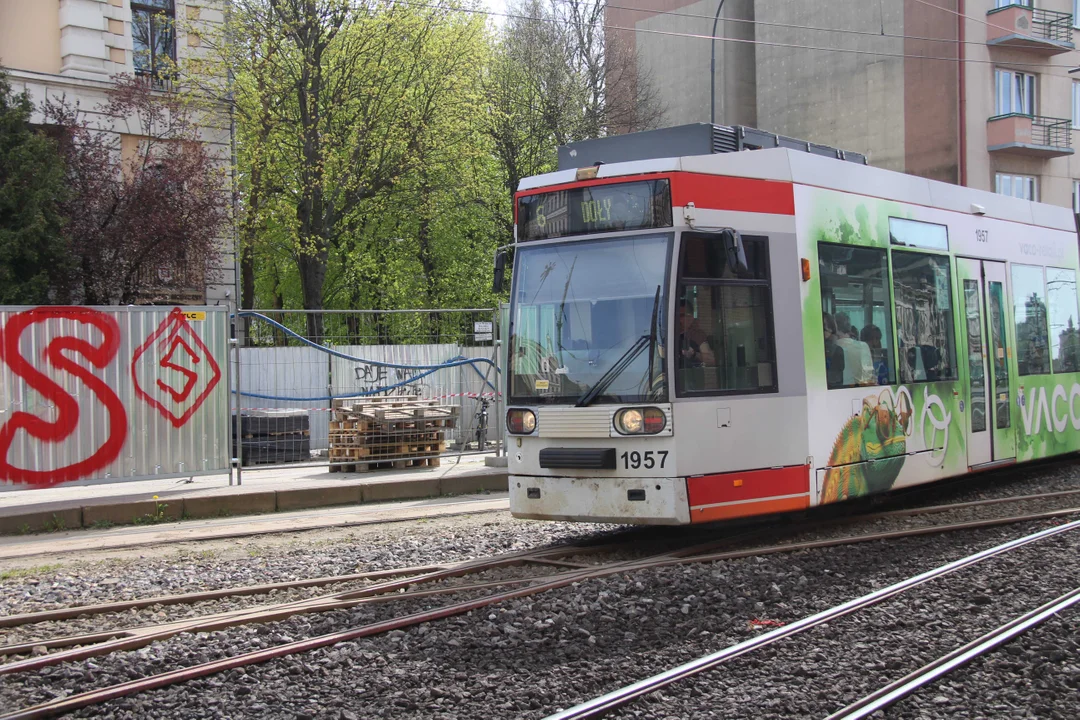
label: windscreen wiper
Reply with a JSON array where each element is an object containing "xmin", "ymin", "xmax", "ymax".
[
  {"xmin": 575, "ymin": 334, "xmax": 650, "ymax": 408},
  {"xmin": 576, "ymin": 286, "xmax": 662, "ymax": 408}
]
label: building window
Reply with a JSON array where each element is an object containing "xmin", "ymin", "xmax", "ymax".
[
  {"xmin": 132, "ymin": 1, "xmax": 176, "ymax": 81},
  {"xmin": 1074, "ymin": 181, "xmax": 1080, "ymax": 214},
  {"xmin": 1047, "ymin": 268, "xmax": 1080, "ymax": 373},
  {"xmin": 995, "ymin": 69, "xmax": 1036, "ymax": 116},
  {"xmin": 819, "ymin": 244, "xmax": 895, "ymax": 389},
  {"xmin": 892, "ymin": 251, "xmax": 957, "ymax": 383},
  {"xmin": 676, "ymin": 234, "xmax": 776, "ymax": 395},
  {"xmin": 1012, "ymin": 264, "xmax": 1051, "ymax": 376},
  {"xmin": 996, "ymin": 0, "xmax": 1032, "ymax": 7},
  {"xmin": 996, "ymin": 173, "xmax": 1038, "ymax": 201}
]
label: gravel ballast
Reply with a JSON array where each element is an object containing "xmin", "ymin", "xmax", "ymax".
[{"xmin": 0, "ymin": 461, "xmax": 1078, "ymax": 718}]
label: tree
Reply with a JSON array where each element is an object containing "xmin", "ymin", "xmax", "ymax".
[
  {"xmin": 0, "ymin": 72, "xmax": 71, "ymax": 304},
  {"xmin": 484, "ymin": 0, "xmax": 663, "ymax": 236},
  {"xmin": 43, "ymin": 76, "xmax": 229, "ymax": 305},
  {"xmin": 222, "ymin": 0, "xmax": 494, "ymax": 339}
]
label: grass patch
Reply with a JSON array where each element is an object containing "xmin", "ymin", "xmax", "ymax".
[
  {"xmin": 0, "ymin": 563, "xmax": 62, "ymax": 580},
  {"xmin": 133, "ymin": 499, "xmax": 171, "ymax": 525},
  {"xmin": 43, "ymin": 514, "xmax": 66, "ymax": 532}
]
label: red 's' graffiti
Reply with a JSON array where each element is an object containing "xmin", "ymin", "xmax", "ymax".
[
  {"xmin": 0, "ymin": 307, "xmax": 128, "ymax": 487},
  {"xmin": 131, "ymin": 308, "xmax": 221, "ymax": 429}
]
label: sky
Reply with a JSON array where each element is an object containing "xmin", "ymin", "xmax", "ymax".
[{"xmin": 479, "ymin": 0, "xmax": 509, "ymax": 28}]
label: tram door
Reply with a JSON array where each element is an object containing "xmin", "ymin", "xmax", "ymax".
[{"xmin": 956, "ymin": 258, "xmax": 1015, "ymax": 467}]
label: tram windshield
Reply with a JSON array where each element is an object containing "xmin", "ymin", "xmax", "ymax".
[{"xmin": 510, "ymin": 233, "xmax": 671, "ymax": 404}]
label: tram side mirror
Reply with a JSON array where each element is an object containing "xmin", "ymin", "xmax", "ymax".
[
  {"xmin": 493, "ymin": 251, "xmax": 507, "ymax": 293},
  {"xmin": 722, "ymin": 229, "xmax": 749, "ymax": 276}
]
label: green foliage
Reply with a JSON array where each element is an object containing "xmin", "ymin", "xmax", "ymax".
[
  {"xmin": 0, "ymin": 71, "xmax": 71, "ymax": 304},
  {"xmin": 204, "ymin": 1, "xmax": 656, "ymax": 324},
  {"xmin": 221, "ymin": 0, "xmax": 504, "ymax": 331},
  {"xmin": 0, "ymin": 564, "xmax": 62, "ymax": 580},
  {"xmin": 134, "ymin": 500, "xmax": 170, "ymax": 525},
  {"xmin": 43, "ymin": 514, "xmax": 66, "ymax": 532}
]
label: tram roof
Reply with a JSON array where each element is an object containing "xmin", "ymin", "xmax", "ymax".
[{"xmin": 518, "ymin": 148, "xmax": 1076, "ymax": 234}]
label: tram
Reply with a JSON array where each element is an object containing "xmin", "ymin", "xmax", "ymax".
[{"xmin": 499, "ymin": 124, "xmax": 1080, "ymax": 525}]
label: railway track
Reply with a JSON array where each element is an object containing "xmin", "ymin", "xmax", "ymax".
[
  {"xmin": 3, "ymin": 486, "xmax": 1080, "ymax": 719},
  {"xmin": 546, "ymin": 516, "xmax": 1080, "ymax": 719},
  {"xmin": 824, "ymin": 586, "xmax": 1080, "ymax": 720}
]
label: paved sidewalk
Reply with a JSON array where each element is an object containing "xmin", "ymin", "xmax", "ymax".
[{"xmin": 0, "ymin": 454, "xmax": 508, "ymax": 535}]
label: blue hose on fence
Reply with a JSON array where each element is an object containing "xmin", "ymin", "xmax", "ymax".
[{"xmin": 232, "ymin": 311, "xmax": 498, "ymax": 402}]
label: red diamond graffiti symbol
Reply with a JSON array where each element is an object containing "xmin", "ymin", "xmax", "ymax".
[{"xmin": 132, "ymin": 308, "xmax": 222, "ymax": 428}]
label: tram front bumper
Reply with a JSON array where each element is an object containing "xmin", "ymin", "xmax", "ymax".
[{"xmin": 509, "ymin": 475, "xmax": 690, "ymax": 525}]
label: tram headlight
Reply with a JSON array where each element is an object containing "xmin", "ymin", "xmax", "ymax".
[
  {"xmin": 615, "ymin": 407, "xmax": 666, "ymax": 435},
  {"xmin": 507, "ymin": 409, "xmax": 537, "ymax": 434}
]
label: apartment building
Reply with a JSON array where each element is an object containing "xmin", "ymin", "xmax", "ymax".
[
  {"xmin": 0, "ymin": 0, "xmax": 234, "ymax": 304},
  {"xmin": 608, "ymin": 0, "xmax": 1080, "ymax": 215}
]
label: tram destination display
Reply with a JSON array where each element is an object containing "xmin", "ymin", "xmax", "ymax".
[{"xmin": 517, "ymin": 179, "xmax": 672, "ymax": 241}]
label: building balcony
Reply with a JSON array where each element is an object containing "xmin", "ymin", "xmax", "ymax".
[
  {"xmin": 986, "ymin": 5, "xmax": 1074, "ymax": 55},
  {"xmin": 987, "ymin": 114, "xmax": 1074, "ymax": 158}
]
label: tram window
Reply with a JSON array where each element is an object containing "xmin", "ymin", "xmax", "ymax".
[
  {"xmin": 891, "ymin": 251, "xmax": 958, "ymax": 383},
  {"xmin": 818, "ymin": 244, "xmax": 894, "ymax": 389},
  {"xmin": 1011, "ymin": 264, "xmax": 1051, "ymax": 376},
  {"xmin": 1047, "ymin": 268, "xmax": 1080, "ymax": 374},
  {"xmin": 889, "ymin": 218, "xmax": 949, "ymax": 251},
  {"xmin": 676, "ymin": 234, "xmax": 776, "ymax": 395},
  {"xmin": 681, "ymin": 234, "xmax": 768, "ymax": 280}
]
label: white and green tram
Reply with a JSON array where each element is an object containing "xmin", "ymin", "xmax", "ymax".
[{"xmin": 500, "ymin": 125, "xmax": 1080, "ymax": 525}]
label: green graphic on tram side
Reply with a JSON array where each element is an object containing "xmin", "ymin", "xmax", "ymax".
[
  {"xmin": 1013, "ymin": 376, "xmax": 1080, "ymax": 460},
  {"xmin": 821, "ymin": 383, "xmax": 964, "ymax": 504},
  {"xmin": 801, "ymin": 192, "xmax": 914, "ymax": 385},
  {"xmin": 809, "ymin": 197, "xmax": 909, "ymax": 249},
  {"xmin": 821, "ymin": 390, "xmax": 910, "ymax": 503}
]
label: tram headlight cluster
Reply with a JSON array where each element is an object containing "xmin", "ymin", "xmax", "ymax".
[
  {"xmin": 507, "ymin": 409, "xmax": 537, "ymax": 434},
  {"xmin": 614, "ymin": 407, "xmax": 666, "ymax": 435}
]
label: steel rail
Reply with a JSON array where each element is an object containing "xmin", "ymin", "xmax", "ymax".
[
  {"xmin": 858, "ymin": 487, "xmax": 1080, "ymax": 521},
  {"xmin": 5, "ymin": 474, "xmax": 1071, "ymax": 633},
  {"xmin": 4, "ymin": 503, "xmax": 1078, "ymax": 669},
  {"xmin": 0, "ymin": 572, "xmax": 573, "ymax": 657},
  {"xmin": 826, "ymin": 586, "xmax": 1080, "ymax": 720},
  {"xmin": 0, "ymin": 529, "xmax": 733, "ymax": 668},
  {"xmin": 5, "ymin": 511, "xmax": 1080, "ymax": 720},
  {"xmin": 543, "ymin": 516, "xmax": 1080, "ymax": 720},
  {"xmin": 0, "ymin": 540, "xmax": 628, "ymax": 673},
  {"xmin": 0, "ymin": 564, "xmax": 449, "ymax": 630},
  {"xmin": 0, "ymin": 533, "xmax": 752, "ymax": 720},
  {"xmin": 0, "ymin": 537, "xmax": 631, "ymax": 632}
]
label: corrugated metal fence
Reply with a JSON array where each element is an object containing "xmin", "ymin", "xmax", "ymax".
[
  {"xmin": 0, "ymin": 305, "xmax": 503, "ymax": 486},
  {"xmin": 235, "ymin": 309, "xmax": 502, "ymax": 469},
  {"xmin": 0, "ymin": 306, "xmax": 230, "ymax": 487}
]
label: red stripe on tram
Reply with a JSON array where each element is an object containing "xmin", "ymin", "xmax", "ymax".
[
  {"xmin": 670, "ymin": 173, "xmax": 796, "ymax": 216},
  {"xmin": 687, "ymin": 464, "xmax": 810, "ymax": 508}
]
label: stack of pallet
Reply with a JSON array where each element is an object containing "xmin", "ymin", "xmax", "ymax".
[
  {"xmin": 234, "ymin": 410, "xmax": 311, "ymax": 465},
  {"xmin": 328, "ymin": 397, "xmax": 458, "ymax": 472}
]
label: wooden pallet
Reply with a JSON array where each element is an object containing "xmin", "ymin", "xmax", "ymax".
[
  {"xmin": 329, "ymin": 457, "xmax": 442, "ymax": 473},
  {"xmin": 328, "ymin": 396, "xmax": 458, "ymax": 473}
]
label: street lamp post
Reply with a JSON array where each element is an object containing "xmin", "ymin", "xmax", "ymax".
[{"xmin": 710, "ymin": 0, "xmax": 728, "ymax": 125}]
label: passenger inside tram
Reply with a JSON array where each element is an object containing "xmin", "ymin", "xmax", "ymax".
[
  {"xmin": 860, "ymin": 324, "xmax": 890, "ymax": 385},
  {"xmin": 822, "ymin": 312, "xmax": 845, "ymax": 387},
  {"xmin": 834, "ymin": 312, "xmax": 875, "ymax": 386},
  {"xmin": 677, "ymin": 299, "xmax": 715, "ymax": 370}
]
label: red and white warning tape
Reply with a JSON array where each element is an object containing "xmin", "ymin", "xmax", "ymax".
[{"xmin": 238, "ymin": 391, "xmax": 502, "ymax": 413}]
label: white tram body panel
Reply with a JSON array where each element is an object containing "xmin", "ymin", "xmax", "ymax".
[{"xmin": 507, "ymin": 143, "xmax": 1079, "ymax": 525}]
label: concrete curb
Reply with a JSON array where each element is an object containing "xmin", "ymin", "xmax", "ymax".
[{"xmin": 0, "ymin": 471, "xmax": 509, "ymax": 536}]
